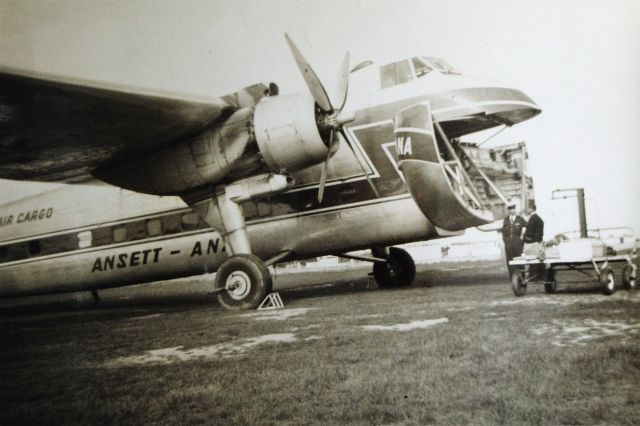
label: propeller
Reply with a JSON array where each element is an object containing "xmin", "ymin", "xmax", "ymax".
[{"xmin": 285, "ymin": 33, "xmax": 379, "ymax": 203}]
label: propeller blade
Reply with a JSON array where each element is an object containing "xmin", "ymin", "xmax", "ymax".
[
  {"xmin": 285, "ymin": 33, "xmax": 333, "ymax": 112},
  {"xmin": 317, "ymin": 130, "xmax": 339, "ymax": 203},
  {"xmin": 332, "ymin": 51, "xmax": 350, "ymax": 112},
  {"xmin": 339, "ymin": 129, "xmax": 380, "ymax": 198},
  {"xmin": 317, "ymin": 158, "xmax": 329, "ymax": 204}
]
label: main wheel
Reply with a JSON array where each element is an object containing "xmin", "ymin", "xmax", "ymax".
[
  {"xmin": 544, "ymin": 269, "xmax": 557, "ymax": 294},
  {"xmin": 600, "ymin": 266, "xmax": 616, "ymax": 295},
  {"xmin": 622, "ymin": 264, "xmax": 636, "ymax": 290},
  {"xmin": 511, "ymin": 269, "xmax": 527, "ymax": 297},
  {"xmin": 215, "ymin": 254, "xmax": 272, "ymax": 310},
  {"xmin": 373, "ymin": 247, "xmax": 416, "ymax": 288}
]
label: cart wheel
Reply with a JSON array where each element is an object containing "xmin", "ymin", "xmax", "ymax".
[
  {"xmin": 600, "ymin": 267, "xmax": 616, "ymax": 295},
  {"xmin": 511, "ymin": 269, "xmax": 527, "ymax": 297},
  {"xmin": 544, "ymin": 269, "xmax": 557, "ymax": 294},
  {"xmin": 622, "ymin": 264, "xmax": 636, "ymax": 290}
]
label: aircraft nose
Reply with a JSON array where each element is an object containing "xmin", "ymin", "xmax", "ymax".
[
  {"xmin": 393, "ymin": 102, "xmax": 495, "ymax": 231},
  {"xmin": 424, "ymin": 74, "xmax": 541, "ymax": 135},
  {"xmin": 431, "ymin": 77, "xmax": 542, "ymax": 126}
]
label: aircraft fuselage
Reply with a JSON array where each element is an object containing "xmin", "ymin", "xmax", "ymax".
[{"xmin": 0, "ymin": 64, "xmax": 539, "ymax": 298}]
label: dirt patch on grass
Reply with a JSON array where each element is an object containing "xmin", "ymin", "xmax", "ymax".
[
  {"xmin": 532, "ymin": 319, "xmax": 640, "ymax": 347},
  {"xmin": 105, "ymin": 333, "xmax": 298, "ymax": 366},
  {"xmin": 492, "ymin": 292, "xmax": 640, "ymax": 307},
  {"xmin": 239, "ymin": 307, "xmax": 316, "ymax": 321},
  {"xmin": 362, "ymin": 318, "xmax": 449, "ymax": 331}
]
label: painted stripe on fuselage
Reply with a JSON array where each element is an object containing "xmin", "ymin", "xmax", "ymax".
[
  {"xmin": 0, "ymin": 196, "xmax": 440, "ymax": 297},
  {"xmin": 0, "ymin": 229, "xmax": 212, "ymax": 268},
  {"xmin": 0, "ymin": 207, "xmax": 192, "ymax": 245},
  {"xmin": 0, "ymin": 193, "xmax": 414, "ymax": 265}
]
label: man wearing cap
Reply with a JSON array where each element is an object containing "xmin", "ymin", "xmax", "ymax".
[{"xmin": 502, "ymin": 203, "xmax": 527, "ymax": 275}]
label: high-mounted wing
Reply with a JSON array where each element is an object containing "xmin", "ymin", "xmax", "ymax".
[
  {"xmin": 0, "ymin": 35, "xmax": 361, "ymax": 198},
  {"xmin": 0, "ymin": 68, "xmax": 269, "ymax": 183}
]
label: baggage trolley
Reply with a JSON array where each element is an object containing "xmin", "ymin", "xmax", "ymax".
[{"xmin": 509, "ymin": 254, "xmax": 637, "ymax": 297}]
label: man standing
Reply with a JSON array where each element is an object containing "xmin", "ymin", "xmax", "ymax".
[
  {"xmin": 523, "ymin": 203, "xmax": 544, "ymax": 244},
  {"xmin": 502, "ymin": 203, "xmax": 526, "ymax": 275}
]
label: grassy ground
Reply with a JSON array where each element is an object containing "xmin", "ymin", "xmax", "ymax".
[{"xmin": 1, "ymin": 260, "xmax": 639, "ymax": 425}]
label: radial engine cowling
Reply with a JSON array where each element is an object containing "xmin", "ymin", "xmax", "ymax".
[{"xmin": 253, "ymin": 93, "xmax": 329, "ymax": 174}]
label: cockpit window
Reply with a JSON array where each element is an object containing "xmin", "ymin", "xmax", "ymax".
[
  {"xmin": 380, "ymin": 60, "xmax": 413, "ymax": 89},
  {"xmin": 423, "ymin": 57, "xmax": 460, "ymax": 74},
  {"xmin": 412, "ymin": 57, "xmax": 433, "ymax": 78},
  {"xmin": 380, "ymin": 57, "xmax": 460, "ymax": 89}
]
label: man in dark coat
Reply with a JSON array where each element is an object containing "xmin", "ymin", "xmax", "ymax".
[
  {"xmin": 523, "ymin": 203, "xmax": 544, "ymax": 243},
  {"xmin": 502, "ymin": 203, "xmax": 526, "ymax": 275}
]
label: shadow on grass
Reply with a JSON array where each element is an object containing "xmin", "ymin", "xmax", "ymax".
[
  {"xmin": 548, "ymin": 284, "xmax": 618, "ymax": 296},
  {"xmin": 416, "ymin": 260, "xmax": 510, "ymax": 288},
  {"xmin": 0, "ymin": 292, "xmax": 219, "ymax": 322}
]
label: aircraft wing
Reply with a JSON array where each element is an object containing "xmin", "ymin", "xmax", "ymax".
[{"xmin": 0, "ymin": 68, "xmax": 270, "ymax": 183}]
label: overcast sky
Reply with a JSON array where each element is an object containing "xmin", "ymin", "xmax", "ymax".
[{"xmin": 1, "ymin": 0, "xmax": 639, "ymax": 237}]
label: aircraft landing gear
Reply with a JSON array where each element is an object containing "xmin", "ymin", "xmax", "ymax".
[
  {"xmin": 372, "ymin": 247, "xmax": 416, "ymax": 288},
  {"xmin": 215, "ymin": 254, "xmax": 272, "ymax": 310},
  {"xmin": 191, "ymin": 174, "xmax": 291, "ymax": 310}
]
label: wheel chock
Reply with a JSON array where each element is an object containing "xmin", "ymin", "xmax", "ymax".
[
  {"xmin": 366, "ymin": 272, "xmax": 377, "ymax": 289},
  {"xmin": 258, "ymin": 292, "xmax": 284, "ymax": 310}
]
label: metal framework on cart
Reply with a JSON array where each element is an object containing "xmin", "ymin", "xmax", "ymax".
[{"xmin": 509, "ymin": 254, "xmax": 637, "ymax": 297}]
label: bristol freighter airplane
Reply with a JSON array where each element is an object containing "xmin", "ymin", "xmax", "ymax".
[{"xmin": 0, "ymin": 35, "xmax": 540, "ymax": 309}]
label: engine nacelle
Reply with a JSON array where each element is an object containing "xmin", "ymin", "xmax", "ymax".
[
  {"xmin": 253, "ymin": 93, "xmax": 329, "ymax": 173},
  {"xmin": 94, "ymin": 106, "xmax": 258, "ymax": 195},
  {"xmin": 94, "ymin": 92, "xmax": 329, "ymax": 196}
]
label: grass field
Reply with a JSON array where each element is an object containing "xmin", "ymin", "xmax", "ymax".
[{"xmin": 1, "ymin": 260, "xmax": 639, "ymax": 425}]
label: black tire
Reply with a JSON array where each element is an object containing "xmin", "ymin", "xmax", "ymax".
[
  {"xmin": 511, "ymin": 269, "xmax": 526, "ymax": 297},
  {"xmin": 215, "ymin": 254, "xmax": 271, "ymax": 310},
  {"xmin": 373, "ymin": 247, "xmax": 416, "ymax": 288},
  {"xmin": 544, "ymin": 269, "xmax": 557, "ymax": 294},
  {"xmin": 622, "ymin": 264, "xmax": 636, "ymax": 290},
  {"xmin": 600, "ymin": 267, "xmax": 616, "ymax": 296}
]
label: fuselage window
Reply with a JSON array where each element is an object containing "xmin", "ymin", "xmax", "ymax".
[
  {"xmin": 113, "ymin": 226, "xmax": 127, "ymax": 243},
  {"xmin": 146, "ymin": 218, "xmax": 162, "ymax": 237},
  {"xmin": 77, "ymin": 231, "xmax": 92, "ymax": 249},
  {"xmin": 162, "ymin": 214, "xmax": 181, "ymax": 234},
  {"xmin": 181, "ymin": 212, "xmax": 200, "ymax": 230}
]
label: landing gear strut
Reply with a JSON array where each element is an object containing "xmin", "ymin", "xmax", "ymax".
[{"xmin": 372, "ymin": 247, "xmax": 416, "ymax": 288}]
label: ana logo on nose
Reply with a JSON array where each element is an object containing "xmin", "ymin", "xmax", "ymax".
[{"xmin": 396, "ymin": 135, "xmax": 413, "ymax": 156}]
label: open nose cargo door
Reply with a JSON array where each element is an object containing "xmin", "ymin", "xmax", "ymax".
[{"xmin": 393, "ymin": 103, "xmax": 534, "ymax": 231}]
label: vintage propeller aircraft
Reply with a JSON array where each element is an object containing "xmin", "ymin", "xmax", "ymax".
[{"xmin": 0, "ymin": 35, "xmax": 540, "ymax": 309}]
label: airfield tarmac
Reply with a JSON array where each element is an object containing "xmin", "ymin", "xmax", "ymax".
[{"xmin": 1, "ymin": 259, "xmax": 639, "ymax": 425}]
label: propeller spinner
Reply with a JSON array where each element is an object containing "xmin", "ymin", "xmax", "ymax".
[{"xmin": 284, "ymin": 33, "xmax": 379, "ymax": 203}]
